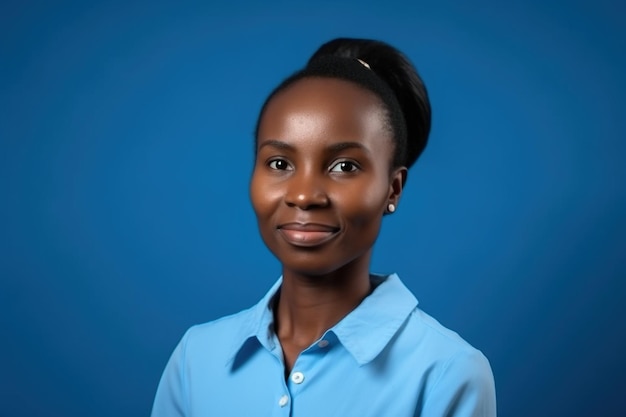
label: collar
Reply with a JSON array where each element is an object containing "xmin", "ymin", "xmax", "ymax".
[{"xmin": 226, "ymin": 273, "xmax": 418, "ymax": 367}]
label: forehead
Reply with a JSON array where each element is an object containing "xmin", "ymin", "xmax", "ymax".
[{"xmin": 257, "ymin": 77, "xmax": 393, "ymax": 154}]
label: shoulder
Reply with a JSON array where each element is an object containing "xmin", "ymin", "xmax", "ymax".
[
  {"xmin": 177, "ymin": 306, "xmax": 257, "ymax": 359},
  {"xmin": 401, "ymin": 308, "xmax": 496, "ymax": 415},
  {"xmin": 151, "ymin": 307, "xmax": 263, "ymax": 417},
  {"xmin": 406, "ymin": 307, "xmax": 493, "ymax": 375},
  {"xmin": 411, "ymin": 308, "xmax": 481, "ymax": 354}
]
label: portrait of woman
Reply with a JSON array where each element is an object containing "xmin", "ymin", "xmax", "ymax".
[
  {"xmin": 4, "ymin": 2, "xmax": 623, "ymax": 416},
  {"xmin": 151, "ymin": 37, "xmax": 497, "ymax": 417}
]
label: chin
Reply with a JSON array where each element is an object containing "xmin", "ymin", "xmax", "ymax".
[
  {"xmin": 275, "ymin": 249, "xmax": 371, "ymax": 279},
  {"xmin": 273, "ymin": 252, "xmax": 339, "ymax": 276}
]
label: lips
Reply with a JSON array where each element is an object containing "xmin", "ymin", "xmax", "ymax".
[{"xmin": 277, "ymin": 223, "xmax": 340, "ymax": 247}]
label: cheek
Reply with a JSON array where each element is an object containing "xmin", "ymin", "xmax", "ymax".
[
  {"xmin": 250, "ymin": 170, "xmax": 280, "ymax": 221},
  {"xmin": 334, "ymin": 180, "xmax": 388, "ymax": 225}
]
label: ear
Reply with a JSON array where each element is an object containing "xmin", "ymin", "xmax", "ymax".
[{"xmin": 387, "ymin": 166, "xmax": 407, "ymax": 207}]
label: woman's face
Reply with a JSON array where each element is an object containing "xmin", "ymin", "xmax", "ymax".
[{"xmin": 250, "ymin": 77, "xmax": 404, "ymax": 276}]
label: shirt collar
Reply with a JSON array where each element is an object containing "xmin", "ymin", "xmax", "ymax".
[
  {"xmin": 226, "ymin": 278, "xmax": 281, "ymax": 366},
  {"xmin": 329, "ymin": 273, "xmax": 418, "ymax": 365},
  {"xmin": 226, "ymin": 273, "xmax": 418, "ymax": 367}
]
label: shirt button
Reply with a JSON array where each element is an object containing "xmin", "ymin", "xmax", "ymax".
[
  {"xmin": 291, "ymin": 371, "xmax": 305, "ymax": 384},
  {"xmin": 278, "ymin": 395, "xmax": 289, "ymax": 407},
  {"xmin": 318, "ymin": 340, "xmax": 329, "ymax": 348}
]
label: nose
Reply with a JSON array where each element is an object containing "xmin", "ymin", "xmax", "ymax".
[{"xmin": 284, "ymin": 169, "xmax": 330, "ymax": 210}]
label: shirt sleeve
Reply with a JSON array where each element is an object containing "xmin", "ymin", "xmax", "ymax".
[
  {"xmin": 421, "ymin": 349, "xmax": 497, "ymax": 417},
  {"xmin": 151, "ymin": 330, "xmax": 190, "ymax": 417}
]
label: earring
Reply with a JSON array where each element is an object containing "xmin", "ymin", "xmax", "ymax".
[{"xmin": 387, "ymin": 203, "xmax": 396, "ymax": 213}]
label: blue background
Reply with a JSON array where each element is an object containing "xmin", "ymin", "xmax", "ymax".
[{"xmin": 1, "ymin": 0, "xmax": 625, "ymax": 416}]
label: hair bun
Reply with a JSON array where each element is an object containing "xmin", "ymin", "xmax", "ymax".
[{"xmin": 309, "ymin": 38, "xmax": 431, "ymax": 168}]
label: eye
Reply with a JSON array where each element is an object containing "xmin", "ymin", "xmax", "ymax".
[
  {"xmin": 268, "ymin": 159, "xmax": 293, "ymax": 171},
  {"xmin": 329, "ymin": 160, "xmax": 359, "ymax": 173}
]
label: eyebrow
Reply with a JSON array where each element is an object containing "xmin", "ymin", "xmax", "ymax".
[
  {"xmin": 258, "ymin": 140, "xmax": 370, "ymax": 155},
  {"xmin": 326, "ymin": 141, "xmax": 369, "ymax": 154},
  {"xmin": 258, "ymin": 140, "xmax": 295, "ymax": 152}
]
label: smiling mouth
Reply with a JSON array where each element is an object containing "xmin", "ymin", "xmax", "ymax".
[{"xmin": 277, "ymin": 223, "xmax": 340, "ymax": 247}]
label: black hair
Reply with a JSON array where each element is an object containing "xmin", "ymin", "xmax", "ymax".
[{"xmin": 255, "ymin": 37, "xmax": 431, "ymax": 170}]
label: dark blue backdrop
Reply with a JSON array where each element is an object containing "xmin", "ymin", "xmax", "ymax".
[{"xmin": 2, "ymin": 1, "xmax": 625, "ymax": 416}]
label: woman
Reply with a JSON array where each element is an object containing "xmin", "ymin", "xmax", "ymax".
[{"xmin": 152, "ymin": 38, "xmax": 496, "ymax": 417}]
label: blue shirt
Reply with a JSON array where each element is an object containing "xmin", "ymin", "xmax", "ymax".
[{"xmin": 151, "ymin": 274, "xmax": 496, "ymax": 416}]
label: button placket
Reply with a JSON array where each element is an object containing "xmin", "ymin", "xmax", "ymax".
[{"xmin": 285, "ymin": 347, "xmax": 317, "ymax": 399}]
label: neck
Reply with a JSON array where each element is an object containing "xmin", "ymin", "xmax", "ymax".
[{"xmin": 275, "ymin": 256, "xmax": 372, "ymax": 350}]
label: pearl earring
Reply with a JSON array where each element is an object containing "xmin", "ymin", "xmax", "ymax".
[{"xmin": 387, "ymin": 203, "xmax": 396, "ymax": 213}]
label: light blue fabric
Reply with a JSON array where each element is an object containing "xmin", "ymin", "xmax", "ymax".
[{"xmin": 151, "ymin": 274, "xmax": 496, "ymax": 416}]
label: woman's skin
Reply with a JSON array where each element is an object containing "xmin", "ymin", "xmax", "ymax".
[{"xmin": 250, "ymin": 77, "xmax": 407, "ymax": 375}]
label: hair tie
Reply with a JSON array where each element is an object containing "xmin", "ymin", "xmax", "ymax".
[{"xmin": 356, "ymin": 59, "xmax": 371, "ymax": 70}]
